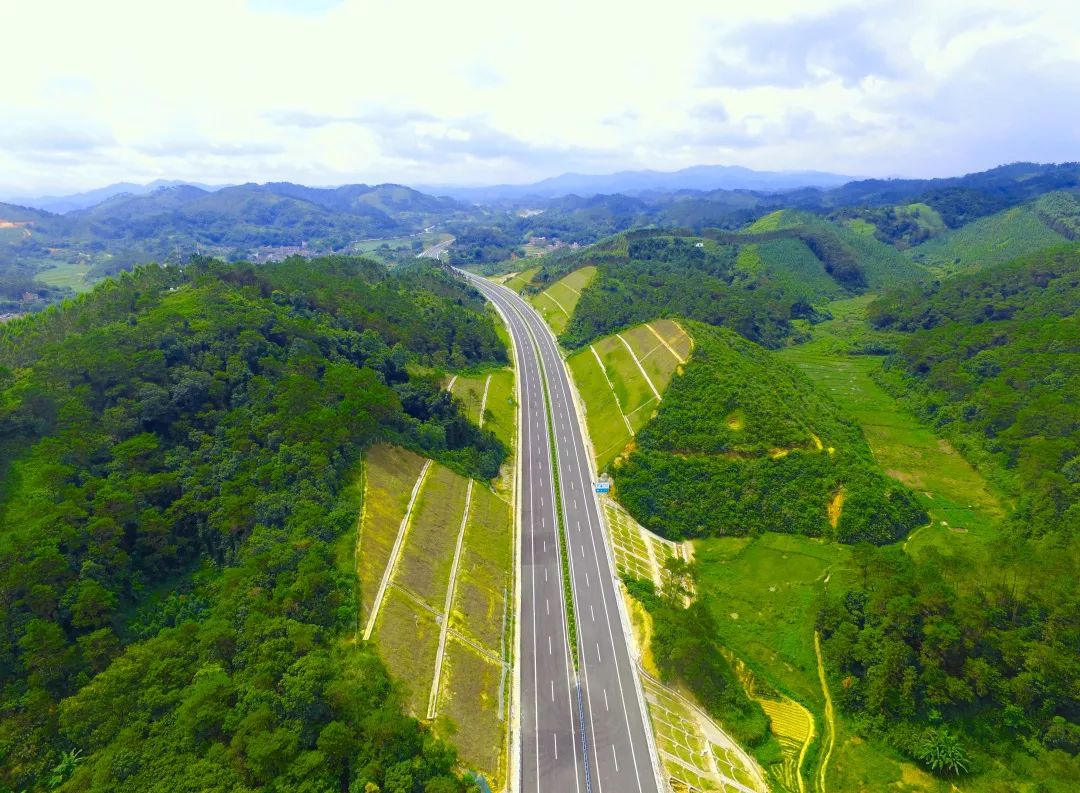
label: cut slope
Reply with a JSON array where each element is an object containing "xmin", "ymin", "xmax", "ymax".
[
  {"xmin": 360, "ymin": 449, "xmax": 513, "ymax": 787},
  {"xmin": 529, "ymin": 264, "xmax": 596, "ymax": 333},
  {"xmin": 566, "ymin": 319, "xmax": 691, "ymax": 470}
]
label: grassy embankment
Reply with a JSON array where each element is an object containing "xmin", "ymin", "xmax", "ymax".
[
  {"xmin": 358, "ymin": 444, "xmax": 514, "ymax": 789},
  {"xmin": 565, "ymin": 318, "xmax": 691, "ymax": 471},
  {"xmin": 528, "ymin": 265, "xmax": 596, "ymax": 334},
  {"xmin": 497, "ymin": 266, "xmax": 540, "ymax": 293},
  {"xmin": 605, "ymin": 501, "xmax": 769, "ymax": 793}
]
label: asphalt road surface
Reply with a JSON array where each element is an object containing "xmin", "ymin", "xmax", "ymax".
[{"xmin": 461, "ymin": 272, "xmax": 661, "ymax": 793}]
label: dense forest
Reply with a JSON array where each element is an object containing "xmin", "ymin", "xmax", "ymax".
[
  {"xmin": 820, "ymin": 540, "xmax": 1079, "ymax": 777},
  {"xmin": 0, "ymin": 256, "xmax": 504, "ymax": 792},
  {"xmin": 613, "ymin": 323, "xmax": 925, "ymax": 544},
  {"xmin": 868, "ymin": 244, "xmax": 1080, "ymax": 537}
]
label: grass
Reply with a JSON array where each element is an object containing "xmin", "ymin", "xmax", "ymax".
[
  {"xmin": 395, "ymin": 463, "xmax": 470, "ymax": 606},
  {"xmin": 362, "ymin": 446, "xmax": 513, "ymax": 784},
  {"xmin": 34, "ymin": 260, "xmax": 94, "ymax": 291},
  {"xmin": 777, "ymin": 297, "xmax": 1006, "ymax": 561},
  {"xmin": 619, "ymin": 324, "xmax": 682, "ymax": 395},
  {"xmin": 906, "ymin": 204, "xmax": 1067, "ymax": 276},
  {"xmin": 568, "ymin": 346, "xmax": 633, "ymax": 471},
  {"xmin": 483, "ymin": 369, "xmax": 515, "ymax": 449},
  {"xmin": 435, "ymin": 637, "xmax": 507, "ymax": 787},
  {"xmin": 451, "ymin": 483, "xmax": 512, "ymax": 652},
  {"xmin": 529, "ymin": 265, "xmax": 596, "ymax": 333},
  {"xmin": 501, "ymin": 266, "xmax": 540, "ymax": 293},
  {"xmin": 641, "ymin": 672, "xmax": 767, "ymax": 793},
  {"xmin": 450, "ymin": 374, "xmax": 488, "ymax": 424},
  {"xmin": 695, "ymin": 533, "xmax": 848, "ymax": 708},
  {"xmin": 566, "ymin": 320, "xmax": 691, "ymax": 471},
  {"xmin": 358, "ymin": 444, "xmax": 428, "ymax": 618},
  {"xmin": 373, "ymin": 586, "xmax": 440, "ymax": 715}
]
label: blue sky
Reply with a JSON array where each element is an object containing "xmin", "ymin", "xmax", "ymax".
[{"xmin": 0, "ymin": 0, "xmax": 1076, "ymax": 195}]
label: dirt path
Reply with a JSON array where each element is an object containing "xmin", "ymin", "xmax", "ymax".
[
  {"xmin": 427, "ymin": 479, "xmax": 475, "ymax": 719},
  {"xmin": 617, "ymin": 332, "xmax": 662, "ymax": 401},
  {"xmin": 590, "ymin": 344, "xmax": 635, "ymax": 435},
  {"xmin": 814, "ymin": 631, "xmax": 835, "ymax": 793},
  {"xmin": 478, "ymin": 374, "xmax": 492, "ymax": 428},
  {"xmin": 645, "ymin": 322, "xmax": 686, "ymax": 364}
]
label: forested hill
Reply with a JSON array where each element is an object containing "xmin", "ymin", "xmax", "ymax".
[
  {"xmin": 868, "ymin": 243, "xmax": 1080, "ymax": 537},
  {"xmin": 0, "ymin": 256, "xmax": 502, "ymax": 792},
  {"xmin": 532, "ymin": 220, "xmax": 925, "ymax": 351},
  {"xmin": 613, "ymin": 322, "xmax": 926, "ymax": 544}
]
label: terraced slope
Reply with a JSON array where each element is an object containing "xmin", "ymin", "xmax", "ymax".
[
  {"xmin": 359, "ymin": 445, "xmax": 514, "ymax": 788},
  {"xmin": 565, "ymin": 319, "xmax": 692, "ymax": 470},
  {"xmin": 528, "ymin": 265, "xmax": 596, "ymax": 333}
]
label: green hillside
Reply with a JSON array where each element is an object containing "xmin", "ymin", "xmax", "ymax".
[
  {"xmin": 756, "ymin": 209, "xmax": 929, "ymax": 290},
  {"xmin": 0, "ymin": 257, "xmax": 505, "ymax": 792},
  {"xmin": 869, "ymin": 243, "xmax": 1080, "ymax": 536},
  {"xmin": 612, "ymin": 322, "xmax": 925, "ymax": 544},
  {"xmin": 906, "ymin": 203, "xmax": 1068, "ymax": 274}
]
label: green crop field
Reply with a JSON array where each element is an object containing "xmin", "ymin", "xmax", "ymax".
[
  {"xmin": 777, "ymin": 297, "xmax": 1005, "ymax": 559},
  {"xmin": 396, "ymin": 464, "xmax": 470, "ymax": 605},
  {"xmin": 690, "ymin": 533, "xmax": 939, "ymax": 792},
  {"xmin": 567, "ymin": 320, "xmax": 692, "ymax": 471},
  {"xmin": 529, "ymin": 265, "xmax": 596, "ymax": 333},
  {"xmin": 34, "ymin": 260, "xmax": 94, "ymax": 291},
  {"xmin": 907, "ymin": 204, "xmax": 1067, "ymax": 275},
  {"xmin": 358, "ymin": 444, "xmax": 429, "ymax": 617}
]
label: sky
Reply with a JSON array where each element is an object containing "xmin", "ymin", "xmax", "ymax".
[{"xmin": 1, "ymin": 0, "xmax": 1077, "ymax": 197}]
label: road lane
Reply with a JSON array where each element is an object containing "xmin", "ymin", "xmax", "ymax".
[
  {"xmin": 479, "ymin": 278, "xmax": 585, "ymax": 793},
  {"xmin": 462, "ymin": 272, "xmax": 662, "ymax": 793}
]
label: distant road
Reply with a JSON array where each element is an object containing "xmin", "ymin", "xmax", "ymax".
[
  {"xmin": 418, "ymin": 236, "xmax": 454, "ymax": 259},
  {"xmin": 460, "ymin": 270, "xmax": 662, "ymax": 793}
]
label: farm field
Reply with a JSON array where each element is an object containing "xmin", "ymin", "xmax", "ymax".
[
  {"xmin": 358, "ymin": 447, "xmax": 514, "ymax": 786},
  {"xmin": 34, "ymin": 260, "xmax": 94, "ymax": 291},
  {"xmin": 777, "ymin": 297, "xmax": 1005, "ymax": 560},
  {"xmin": 529, "ymin": 265, "xmax": 596, "ymax": 333},
  {"xmin": 693, "ymin": 532, "xmax": 973, "ymax": 792},
  {"xmin": 906, "ymin": 204, "xmax": 1066, "ymax": 275},
  {"xmin": 566, "ymin": 319, "xmax": 691, "ymax": 471}
]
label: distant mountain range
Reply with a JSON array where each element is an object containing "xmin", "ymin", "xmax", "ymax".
[
  {"xmin": 419, "ymin": 164, "xmax": 857, "ymax": 204},
  {"xmin": 0, "ymin": 182, "xmax": 475, "ymax": 284},
  {"xmin": 7, "ymin": 180, "xmax": 227, "ymax": 214}
]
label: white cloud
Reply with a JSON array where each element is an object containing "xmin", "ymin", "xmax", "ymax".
[{"xmin": 0, "ymin": 0, "xmax": 1076, "ymax": 195}]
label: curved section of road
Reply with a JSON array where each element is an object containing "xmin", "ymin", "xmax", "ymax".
[{"xmin": 461, "ymin": 271, "xmax": 663, "ymax": 793}]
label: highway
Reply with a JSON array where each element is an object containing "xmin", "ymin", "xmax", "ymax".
[{"xmin": 461, "ymin": 271, "xmax": 661, "ymax": 793}]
